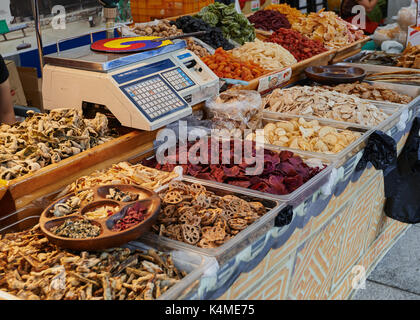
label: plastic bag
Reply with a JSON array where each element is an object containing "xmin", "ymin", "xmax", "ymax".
[
  {"xmin": 356, "ymin": 130, "xmax": 397, "ymax": 172},
  {"xmin": 381, "ymin": 40, "xmax": 404, "ymax": 54},
  {"xmin": 384, "ymin": 117, "xmax": 420, "ymax": 224},
  {"xmin": 397, "ymin": 1, "xmax": 417, "ymax": 32},
  {"xmin": 372, "ymin": 23, "xmax": 403, "ymax": 47},
  {"xmin": 205, "ymin": 90, "xmax": 263, "ymax": 138}
]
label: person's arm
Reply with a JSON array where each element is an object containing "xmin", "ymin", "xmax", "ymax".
[
  {"xmin": 0, "ymin": 55, "xmax": 16, "ymax": 125},
  {"xmin": 0, "ymin": 79, "xmax": 16, "ymax": 125}
]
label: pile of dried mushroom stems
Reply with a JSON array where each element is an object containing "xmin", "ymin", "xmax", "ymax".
[
  {"xmin": 0, "ymin": 226, "xmax": 185, "ymax": 300},
  {"xmin": 0, "ymin": 109, "xmax": 115, "ymax": 181}
]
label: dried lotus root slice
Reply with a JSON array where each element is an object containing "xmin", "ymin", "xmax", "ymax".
[
  {"xmin": 188, "ymin": 183, "xmax": 206, "ymax": 195},
  {"xmin": 163, "ymin": 191, "xmax": 183, "ymax": 204},
  {"xmin": 168, "ymin": 181, "xmax": 189, "ymax": 193},
  {"xmin": 222, "ymin": 208, "xmax": 239, "ymax": 220},
  {"xmin": 195, "ymin": 193, "xmax": 212, "ymax": 208},
  {"xmin": 248, "ymin": 202, "xmax": 266, "ymax": 215},
  {"xmin": 228, "ymin": 218, "xmax": 248, "ymax": 230},
  {"xmin": 181, "ymin": 224, "xmax": 200, "ymax": 245},
  {"xmin": 162, "ymin": 205, "xmax": 176, "ymax": 217},
  {"xmin": 199, "ymin": 209, "xmax": 218, "ymax": 226},
  {"xmin": 178, "ymin": 212, "xmax": 201, "ymax": 227},
  {"xmin": 201, "ymin": 226, "xmax": 225, "ymax": 241},
  {"xmin": 177, "ymin": 205, "xmax": 195, "ymax": 216},
  {"xmin": 243, "ymin": 212, "xmax": 260, "ymax": 223},
  {"xmin": 197, "ymin": 237, "xmax": 218, "ymax": 248},
  {"xmin": 214, "ymin": 216, "xmax": 230, "ymax": 233}
]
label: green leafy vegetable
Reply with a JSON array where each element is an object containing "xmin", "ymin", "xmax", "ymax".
[{"xmin": 195, "ymin": 3, "xmax": 255, "ymax": 45}]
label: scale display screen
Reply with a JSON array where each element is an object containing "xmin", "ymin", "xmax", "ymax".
[{"xmin": 120, "ymin": 74, "xmax": 188, "ymax": 122}]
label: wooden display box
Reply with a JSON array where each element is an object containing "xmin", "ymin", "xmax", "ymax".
[{"xmin": 0, "ymin": 129, "xmax": 158, "ymax": 218}]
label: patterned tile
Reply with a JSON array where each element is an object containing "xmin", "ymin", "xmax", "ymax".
[
  {"xmin": 332, "ymin": 175, "xmax": 379, "ymax": 289},
  {"xmin": 288, "ymin": 210, "xmax": 348, "ymax": 300}
]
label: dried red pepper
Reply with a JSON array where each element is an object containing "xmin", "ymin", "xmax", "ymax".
[
  {"xmin": 265, "ymin": 28, "xmax": 328, "ymax": 62},
  {"xmin": 112, "ymin": 202, "xmax": 147, "ymax": 231}
]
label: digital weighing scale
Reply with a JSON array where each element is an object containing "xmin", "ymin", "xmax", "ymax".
[{"xmin": 42, "ymin": 40, "xmax": 219, "ymax": 131}]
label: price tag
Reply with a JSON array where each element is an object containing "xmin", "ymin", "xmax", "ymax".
[
  {"xmin": 251, "ymin": 0, "xmax": 260, "ymax": 12},
  {"xmin": 257, "ymin": 67, "xmax": 292, "ymax": 92}
]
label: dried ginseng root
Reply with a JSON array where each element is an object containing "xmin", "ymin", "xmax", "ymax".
[
  {"xmin": 153, "ymin": 181, "xmax": 267, "ymax": 248},
  {"xmin": 264, "ymin": 86, "xmax": 388, "ymax": 126},
  {"xmin": 0, "ymin": 226, "xmax": 186, "ymax": 300}
]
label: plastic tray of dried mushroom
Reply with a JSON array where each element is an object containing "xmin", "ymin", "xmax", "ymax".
[
  {"xmin": 0, "ymin": 225, "xmax": 218, "ymax": 300},
  {"xmin": 139, "ymin": 179, "xmax": 285, "ymax": 264},
  {"xmin": 39, "ymin": 184, "xmax": 161, "ymax": 251},
  {"xmin": 0, "ymin": 109, "xmax": 157, "ymax": 216},
  {"xmin": 140, "ymin": 137, "xmax": 335, "ymax": 207},
  {"xmin": 245, "ymin": 113, "xmax": 373, "ymax": 166}
]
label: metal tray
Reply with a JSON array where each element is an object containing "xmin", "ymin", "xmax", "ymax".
[{"xmin": 140, "ymin": 178, "xmax": 285, "ymax": 264}]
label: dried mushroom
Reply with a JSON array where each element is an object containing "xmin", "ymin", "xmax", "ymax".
[
  {"xmin": 247, "ymin": 117, "xmax": 361, "ymax": 154},
  {"xmin": 0, "ymin": 109, "xmax": 115, "ymax": 181},
  {"xmin": 264, "ymin": 86, "xmax": 388, "ymax": 126},
  {"xmin": 130, "ymin": 21, "xmax": 210, "ymax": 57},
  {"xmin": 0, "ymin": 226, "xmax": 186, "ymax": 300},
  {"xmin": 320, "ymin": 82, "xmax": 413, "ymax": 104}
]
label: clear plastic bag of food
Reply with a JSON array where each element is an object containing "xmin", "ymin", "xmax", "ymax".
[
  {"xmin": 372, "ymin": 23, "xmax": 402, "ymax": 47},
  {"xmin": 205, "ymin": 90, "xmax": 262, "ymax": 137},
  {"xmin": 397, "ymin": 1, "xmax": 417, "ymax": 32}
]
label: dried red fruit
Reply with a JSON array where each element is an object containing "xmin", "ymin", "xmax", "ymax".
[
  {"xmin": 248, "ymin": 10, "xmax": 291, "ymax": 31},
  {"xmin": 265, "ymin": 28, "xmax": 327, "ymax": 62},
  {"xmin": 142, "ymin": 139, "xmax": 324, "ymax": 196}
]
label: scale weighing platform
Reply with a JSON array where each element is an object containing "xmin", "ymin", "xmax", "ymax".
[{"xmin": 42, "ymin": 40, "xmax": 219, "ymax": 130}]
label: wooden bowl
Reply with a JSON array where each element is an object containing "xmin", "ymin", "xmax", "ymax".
[
  {"xmin": 304, "ymin": 65, "xmax": 366, "ymax": 85},
  {"xmin": 39, "ymin": 185, "xmax": 160, "ymax": 251}
]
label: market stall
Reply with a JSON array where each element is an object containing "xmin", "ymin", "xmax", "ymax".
[{"xmin": 1, "ymin": 2, "xmax": 419, "ymax": 301}]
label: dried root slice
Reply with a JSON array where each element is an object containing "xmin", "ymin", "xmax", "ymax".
[
  {"xmin": 163, "ymin": 191, "xmax": 183, "ymax": 204},
  {"xmin": 181, "ymin": 224, "xmax": 201, "ymax": 245}
]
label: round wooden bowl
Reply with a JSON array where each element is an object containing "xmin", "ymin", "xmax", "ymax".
[
  {"xmin": 39, "ymin": 184, "xmax": 161, "ymax": 251},
  {"xmin": 304, "ymin": 65, "xmax": 366, "ymax": 85}
]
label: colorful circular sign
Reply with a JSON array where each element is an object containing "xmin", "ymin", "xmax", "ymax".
[{"xmin": 90, "ymin": 36, "xmax": 173, "ymax": 53}]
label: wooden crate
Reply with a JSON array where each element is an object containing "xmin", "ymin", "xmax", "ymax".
[
  {"xmin": 0, "ymin": 130, "xmax": 158, "ymax": 217},
  {"xmin": 331, "ymin": 37, "xmax": 370, "ymax": 64}
]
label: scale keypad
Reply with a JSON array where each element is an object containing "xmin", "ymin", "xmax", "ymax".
[
  {"xmin": 122, "ymin": 75, "xmax": 187, "ymax": 121},
  {"xmin": 162, "ymin": 68, "xmax": 195, "ymax": 91}
]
